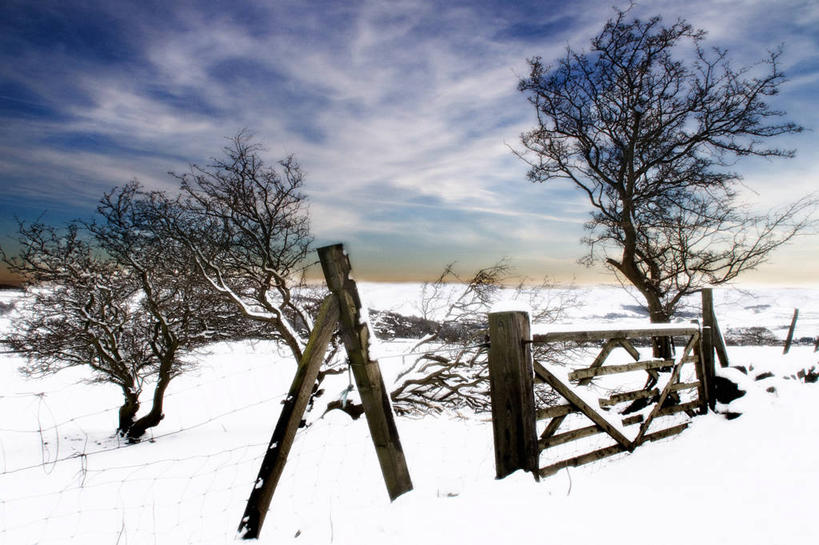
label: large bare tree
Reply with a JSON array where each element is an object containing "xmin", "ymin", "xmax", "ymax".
[{"xmin": 518, "ymin": 10, "xmax": 815, "ymax": 336}]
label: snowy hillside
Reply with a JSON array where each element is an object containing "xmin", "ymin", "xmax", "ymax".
[{"xmin": 1, "ymin": 284, "xmax": 818, "ymax": 544}]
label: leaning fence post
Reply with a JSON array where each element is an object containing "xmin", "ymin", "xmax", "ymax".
[
  {"xmin": 318, "ymin": 244, "xmax": 413, "ymax": 501},
  {"xmin": 238, "ymin": 295, "xmax": 340, "ymax": 540},
  {"xmin": 487, "ymin": 311, "xmax": 538, "ymax": 480},
  {"xmin": 783, "ymin": 308, "xmax": 799, "ymax": 354}
]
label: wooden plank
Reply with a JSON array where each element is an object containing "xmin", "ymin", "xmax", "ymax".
[
  {"xmin": 679, "ymin": 332, "xmax": 700, "ymax": 364},
  {"xmin": 539, "ymin": 423, "xmax": 691, "ymax": 478},
  {"xmin": 318, "ymin": 244, "xmax": 413, "ymax": 500},
  {"xmin": 539, "ymin": 415, "xmax": 567, "ymax": 443},
  {"xmin": 533, "ymin": 361, "xmax": 633, "ymax": 451},
  {"xmin": 617, "ymin": 338, "xmax": 641, "ymax": 361},
  {"xmin": 568, "ymin": 359, "xmax": 674, "ymax": 381},
  {"xmin": 674, "ymin": 330, "xmax": 707, "ymax": 414},
  {"xmin": 487, "ymin": 311, "xmax": 539, "ymax": 479},
  {"xmin": 711, "ymin": 315, "xmax": 730, "ymax": 368},
  {"xmin": 702, "ymin": 288, "xmax": 730, "ymax": 368},
  {"xmin": 619, "ymin": 336, "xmax": 661, "ymax": 385},
  {"xmin": 533, "ymin": 359, "xmax": 550, "ymax": 382},
  {"xmin": 669, "ymin": 381, "xmax": 700, "ymax": 392},
  {"xmin": 701, "ymin": 288, "xmax": 717, "ymax": 366},
  {"xmin": 539, "ymin": 443, "xmax": 626, "ymax": 478},
  {"xmin": 622, "ymin": 414, "xmax": 644, "ymax": 426},
  {"xmin": 657, "ymin": 400, "xmax": 701, "ymax": 417},
  {"xmin": 536, "ymin": 404, "xmax": 577, "ymax": 420},
  {"xmin": 577, "ymin": 339, "xmax": 619, "ymax": 386},
  {"xmin": 701, "ymin": 326, "xmax": 716, "ymax": 410},
  {"xmin": 634, "ymin": 358, "xmax": 685, "ymax": 445},
  {"xmin": 638, "ymin": 422, "xmax": 689, "ymax": 445},
  {"xmin": 539, "ymin": 424, "xmax": 601, "ymax": 450},
  {"xmin": 238, "ymin": 295, "xmax": 339, "ymax": 540},
  {"xmin": 599, "ymin": 388, "xmax": 659, "ymax": 408},
  {"xmin": 533, "ymin": 326, "xmax": 699, "ymax": 344},
  {"xmin": 692, "ymin": 331, "xmax": 709, "ymax": 415}
]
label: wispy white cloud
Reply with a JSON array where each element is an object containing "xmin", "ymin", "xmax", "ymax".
[{"xmin": 1, "ymin": 0, "xmax": 817, "ymax": 282}]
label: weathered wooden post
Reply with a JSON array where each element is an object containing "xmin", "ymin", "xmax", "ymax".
[
  {"xmin": 487, "ymin": 311, "xmax": 539, "ymax": 480},
  {"xmin": 318, "ymin": 244, "xmax": 413, "ymax": 501},
  {"xmin": 783, "ymin": 308, "xmax": 799, "ymax": 354},
  {"xmin": 701, "ymin": 288, "xmax": 729, "ymax": 367},
  {"xmin": 238, "ymin": 296, "xmax": 340, "ymax": 539},
  {"xmin": 238, "ymin": 244, "xmax": 413, "ymax": 540},
  {"xmin": 700, "ymin": 325, "xmax": 716, "ymax": 411}
]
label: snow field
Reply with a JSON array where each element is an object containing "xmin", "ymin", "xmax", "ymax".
[{"xmin": 1, "ymin": 285, "xmax": 818, "ymax": 544}]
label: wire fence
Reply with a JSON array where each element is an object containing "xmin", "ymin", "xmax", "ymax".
[
  {"xmin": 0, "ymin": 335, "xmax": 479, "ymax": 545},
  {"xmin": 0, "ymin": 333, "xmax": 311, "ymax": 545},
  {"xmin": 2, "ymin": 285, "xmax": 817, "ymax": 544}
]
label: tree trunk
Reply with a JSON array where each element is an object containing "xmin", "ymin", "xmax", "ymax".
[
  {"xmin": 645, "ymin": 295, "xmax": 674, "ymax": 359},
  {"xmin": 118, "ymin": 389, "xmax": 140, "ymax": 436},
  {"xmin": 126, "ymin": 358, "xmax": 173, "ymax": 442}
]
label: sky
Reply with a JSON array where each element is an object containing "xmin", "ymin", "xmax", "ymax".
[{"xmin": 1, "ymin": 0, "xmax": 817, "ymax": 286}]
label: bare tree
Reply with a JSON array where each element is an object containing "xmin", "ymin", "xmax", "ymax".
[
  {"xmin": 89, "ymin": 183, "xmax": 245, "ymax": 439},
  {"xmin": 156, "ymin": 132, "xmax": 342, "ymax": 383},
  {"xmin": 518, "ymin": 9, "xmax": 815, "ymax": 342},
  {"xmin": 2, "ymin": 222, "xmax": 142, "ymax": 434},
  {"xmin": 1, "ymin": 186, "xmax": 243, "ymax": 441},
  {"xmin": 1, "ymin": 133, "xmax": 332, "ymax": 439},
  {"xmin": 2, "ymin": 224, "xmax": 157, "ymax": 439}
]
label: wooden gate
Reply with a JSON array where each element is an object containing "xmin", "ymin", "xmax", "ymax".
[{"xmin": 487, "ymin": 313, "xmax": 716, "ymax": 480}]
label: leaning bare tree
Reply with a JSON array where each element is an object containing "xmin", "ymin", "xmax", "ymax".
[
  {"xmin": 2, "ymin": 133, "xmax": 332, "ymax": 439},
  {"xmin": 2, "ymin": 222, "xmax": 148, "ymax": 434},
  {"xmin": 155, "ymin": 131, "xmax": 342, "ymax": 387},
  {"xmin": 88, "ymin": 183, "xmax": 245, "ymax": 439},
  {"xmin": 518, "ymin": 10, "xmax": 815, "ymax": 343},
  {"xmin": 0, "ymin": 209, "xmax": 230, "ymax": 441}
]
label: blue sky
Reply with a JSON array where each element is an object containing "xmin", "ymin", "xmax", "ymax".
[{"xmin": 1, "ymin": 0, "xmax": 817, "ymax": 284}]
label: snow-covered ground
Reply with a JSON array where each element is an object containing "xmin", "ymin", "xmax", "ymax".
[{"xmin": 1, "ymin": 284, "xmax": 818, "ymax": 544}]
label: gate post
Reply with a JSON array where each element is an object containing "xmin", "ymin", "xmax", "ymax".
[
  {"xmin": 702, "ymin": 288, "xmax": 730, "ymax": 368},
  {"xmin": 487, "ymin": 311, "xmax": 539, "ymax": 480},
  {"xmin": 698, "ymin": 325, "xmax": 716, "ymax": 412}
]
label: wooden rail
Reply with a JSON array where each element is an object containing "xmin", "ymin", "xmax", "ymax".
[{"xmin": 532, "ymin": 325, "xmax": 699, "ymax": 344}]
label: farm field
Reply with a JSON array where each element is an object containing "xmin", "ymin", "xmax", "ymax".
[{"xmin": 1, "ymin": 283, "xmax": 818, "ymax": 544}]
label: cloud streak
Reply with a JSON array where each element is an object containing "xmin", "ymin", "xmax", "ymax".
[{"xmin": 1, "ymin": 0, "xmax": 817, "ymax": 283}]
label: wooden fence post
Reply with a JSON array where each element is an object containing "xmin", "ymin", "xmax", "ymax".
[
  {"xmin": 783, "ymin": 308, "xmax": 799, "ymax": 354},
  {"xmin": 238, "ymin": 295, "xmax": 340, "ymax": 539},
  {"xmin": 701, "ymin": 288, "xmax": 729, "ymax": 368},
  {"xmin": 317, "ymin": 244, "xmax": 413, "ymax": 501},
  {"xmin": 699, "ymin": 325, "xmax": 716, "ymax": 411},
  {"xmin": 487, "ymin": 311, "xmax": 539, "ymax": 480}
]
